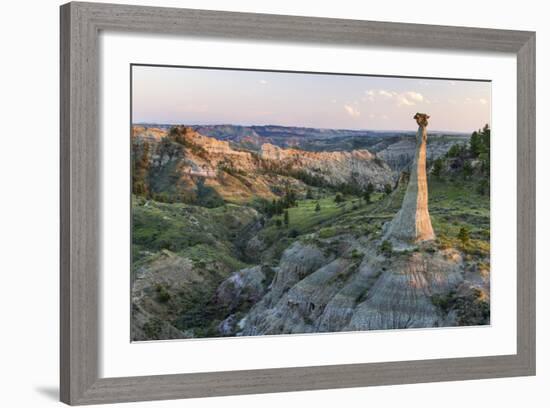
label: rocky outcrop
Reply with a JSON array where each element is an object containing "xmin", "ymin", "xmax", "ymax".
[
  {"xmin": 185, "ymin": 129, "xmax": 253, "ymax": 159},
  {"xmin": 267, "ymin": 242, "xmax": 331, "ymax": 300},
  {"xmin": 215, "ymin": 265, "xmax": 273, "ymax": 313},
  {"xmin": 131, "ymin": 303, "xmax": 185, "ymax": 341},
  {"xmin": 346, "ymin": 248, "xmax": 463, "ymax": 330},
  {"xmin": 241, "ymin": 257, "xmax": 354, "ymax": 335},
  {"xmin": 213, "ymin": 265, "xmax": 275, "ymax": 336},
  {"xmin": 132, "ymin": 126, "xmax": 168, "ymax": 142},
  {"xmin": 237, "ymin": 238, "xmax": 488, "ymax": 336},
  {"xmin": 260, "ymin": 143, "xmax": 393, "ymax": 189},
  {"xmin": 131, "ymin": 251, "xmax": 199, "ymax": 341},
  {"xmin": 132, "ymin": 126, "xmax": 395, "ymax": 204}
]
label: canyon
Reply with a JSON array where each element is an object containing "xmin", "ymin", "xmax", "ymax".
[{"xmin": 131, "ymin": 123, "xmax": 490, "ymax": 341}]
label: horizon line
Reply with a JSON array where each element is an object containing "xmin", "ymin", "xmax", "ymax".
[{"xmin": 131, "ymin": 121, "xmax": 477, "ymax": 135}]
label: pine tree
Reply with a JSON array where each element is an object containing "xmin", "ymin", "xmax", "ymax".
[
  {"xmin": 364, "ymin": 183, "xmax": 375, "ymax": 204},
  {"xmin": 432, "ymin": 158, "xmax": 444, "ymax": 179},
  {"xmin": 283, "ymin": 210, "xmax": 289, "ymax": 227},
  {"xmin": 315, "ymin": 202, "xmax": 321, "ymax": 212},
  {"xmin": 462, "ymin": 160, "xmax": 473, "ymax": 180}
]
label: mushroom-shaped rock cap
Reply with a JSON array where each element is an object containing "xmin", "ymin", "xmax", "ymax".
[{"xmin": 414, "ymin": 113, "xmax": 430, "ymax": 127}]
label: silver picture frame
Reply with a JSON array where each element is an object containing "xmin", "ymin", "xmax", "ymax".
[{"xmin": 60, "ymin": 2, "xmax": 536, "ymax": 405}]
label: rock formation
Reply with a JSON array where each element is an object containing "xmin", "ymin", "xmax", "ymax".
[
  {"xmin": 385, "ymin": 113, "xmax": 435, "ymax": 244},
  {"xmin": 236, "ymin": 239, "xmax": 487, "ymax": 335},
  {"xmin": 132, "ymin": 126, "xmax": 394, "ymax": 203},
  {"xmin": 260, "ymin": 143, "xmax": 392, "ymax": 189}
]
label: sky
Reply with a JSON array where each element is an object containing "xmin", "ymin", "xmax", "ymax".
[{"xmin": 132, "ymin": 65, "xmax": 491, "ymax": 133}]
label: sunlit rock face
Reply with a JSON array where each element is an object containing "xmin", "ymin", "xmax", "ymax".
[
  {"xmin": 132, "ymin": 125, "xmax": 395, "ymax": 203},
  {"xmin": 385, "ymin": 113, "xmax": 435, "ymax": 244}
]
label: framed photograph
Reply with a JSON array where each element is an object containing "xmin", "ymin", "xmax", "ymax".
[{"xmin": 60, "ymin": 2, "xmax": 535, "ymax": 405}]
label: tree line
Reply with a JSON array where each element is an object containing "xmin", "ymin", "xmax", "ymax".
[{"xmin": 430, "ymin": 124, "xmax": 490, "ymax": 195}]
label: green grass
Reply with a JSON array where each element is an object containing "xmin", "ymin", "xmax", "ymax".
[
  {"xmin": 258, "ymin": 177, "xmax": 489, "ymax": 262},
  {"xmin": 180, "ymin": 243, "xmax": 249, "ymax": 272},
  {"xmin": 132, "ymin": 196, "xmax": 256, "ymax": 271},
  {"xmin": 269, "ymin": 194, "xmax": 386, "ymax": 233},
  {"xmin": 252, "ymin": 193, "xmax": 391, "ymax": 263},
  {"xmin": 276, "ymin": 196, "xmax": 345, "ymax": 230},
  {"xmin": 428, "ymin": 178, "xmax": 490, "ymax": 257},
  {"xmin": 134, "ymin": 173, "xmax": 490, "ymax": 271}
]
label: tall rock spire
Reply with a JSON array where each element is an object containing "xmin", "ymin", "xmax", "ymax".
[{"xmin": 385, "ymin": 113, "xmax": 435, "ymax": 244}]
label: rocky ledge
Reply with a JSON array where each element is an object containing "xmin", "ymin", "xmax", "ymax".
[{"xmin": 217, "ymin": 238, "xmax": 489, "ymax": 337}]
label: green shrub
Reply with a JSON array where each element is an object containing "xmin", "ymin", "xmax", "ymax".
[
  {"xmin": 351, "ymin": 249, "xmax": 363, "ymax": 260},
  {"xmin": 318, "ymin": 227, "xmax": 337, "ymax": 239},
  {"xmin": 155, "ymin": 284, "xmax": 171, "ymax": 303},
  {"xmin": 288, "ymin": 228, "xmax": 299, "ymax": 238},
  {"xmin": 379, "ymin": 240, "xmax": 393, "ymax": 256},
  {"xmin": 454, "ymin": 289, "xmax": 490, "ymax": 325},
  {"xmin": 432, "ymin": 158, "xmax": 444, "ymax": 179},
  {"xmin": 142, "ymin": 318, "xmax": 163, "ymax": 339},
  {"xmin": 431, "ymin": 291, "xmax": 455, "ymax": 314},
  {"xmin": 364, "ymin": 183, "xmax": 375, "ymax": 204}
]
